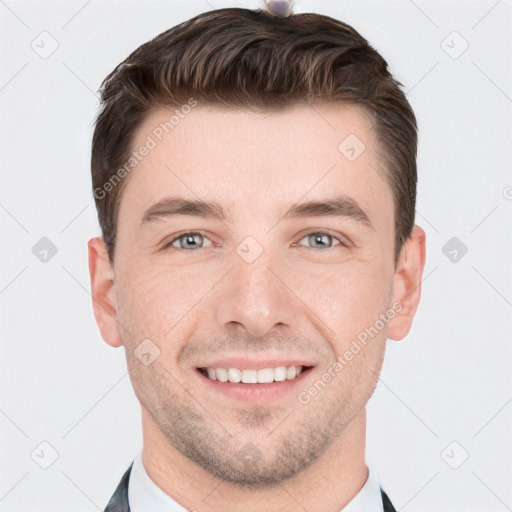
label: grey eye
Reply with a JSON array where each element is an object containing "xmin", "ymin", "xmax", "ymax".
[
  {"xmin": 170, "ymin": 233, "xmax": 212, "ymax": 250},
  {"xmin": 300, "ymin": 233, "xmax": 340, "ymax": 249}
]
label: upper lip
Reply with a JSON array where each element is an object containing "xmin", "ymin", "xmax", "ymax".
[{"xmin": 197, "ymin": 358, "xmax": 315, "ymax": 370}]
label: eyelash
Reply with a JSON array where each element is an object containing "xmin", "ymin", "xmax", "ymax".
[{"xmin": 163, "ymin": 230, "xmax": 349, "ymax": 251}]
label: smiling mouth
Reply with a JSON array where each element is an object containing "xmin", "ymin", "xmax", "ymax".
[{"xmin": 198, "ymin": 365, "xmax": 313, "ymax": 384}]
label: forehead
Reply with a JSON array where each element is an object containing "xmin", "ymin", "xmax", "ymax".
[{"xmin": 119, "ymin": 102, "xmax": 392, "ymax": 227}]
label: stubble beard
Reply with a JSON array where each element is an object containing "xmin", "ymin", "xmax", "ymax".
[{"xmin": 139, "ymin": 372, "xmax": 363, "ymax": 489}]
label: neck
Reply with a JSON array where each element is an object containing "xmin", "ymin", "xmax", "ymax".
[{"xmin": 140, "ymin": 407, "xmax": 368, "ymax": 512}]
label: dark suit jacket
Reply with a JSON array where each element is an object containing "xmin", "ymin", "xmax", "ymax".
[{"xmin": 104, "ymin": 463, "xmax": 397, "ymax": 512}]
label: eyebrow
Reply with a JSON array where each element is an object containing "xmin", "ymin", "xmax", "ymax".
[
  {"xmin": 282, "ymin": 196, "xmax": 373, "ymax": 228},
  {"xmin": 141, "ymin": 197, "xmax": 228, "ymax": 225},
  {"xmin": 140, "ymin": 195, "xmax": 373, "ymax": 229}
]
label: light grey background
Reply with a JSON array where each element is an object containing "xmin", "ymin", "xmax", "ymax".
[{"xmin": 1, "ymin": 0, "xmax": 511, "ymax": 511}]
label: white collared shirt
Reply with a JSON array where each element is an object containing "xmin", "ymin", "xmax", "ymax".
[{"xmin": 128, "ymin": 450, "xmax": 384, "ymax": 511}]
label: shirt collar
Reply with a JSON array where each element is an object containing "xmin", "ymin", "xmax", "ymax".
[
  {"xmin": 128, "ymin": 451, "xmax": 187, "ymax": 512},
  {"xmin": 128, "ymin": 450, "xmax": 383, "ymax": 512},
  {"xmin": 341, "ymin": 467, "xmax": 383, "ymax": 511}
]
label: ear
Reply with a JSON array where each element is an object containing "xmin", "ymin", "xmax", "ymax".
[
  {"xmin": 387, "ymin": 225, "xmax": 426, "ymax": 341},
  {"xmin": 87, "ymin": 237, "xmax": 123, "ymax": 348}
]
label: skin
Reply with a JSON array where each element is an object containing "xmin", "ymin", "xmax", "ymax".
[{"xmin": 88, "ymin": 103, "xmax": 426, "ymax": 512}]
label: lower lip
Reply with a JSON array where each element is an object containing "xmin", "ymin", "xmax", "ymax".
[{"xmin": 195, "ymin": 367, "xmax": 313, "ymax": 403}]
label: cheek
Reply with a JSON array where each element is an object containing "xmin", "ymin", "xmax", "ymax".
[
  {"xmin": 294, "ymin": 258, "xmax": 392, "ymax": 344},
  {"xmin": 115, "ymin": 262, "xmax": 192, "ymax": 341},
  {"xmin": 339, "ymin": 334, "xmax": 385, "ymax": 407},
  {"xmin": 114, "ymin": 259, "xmax": 227, "ymax": 344}
]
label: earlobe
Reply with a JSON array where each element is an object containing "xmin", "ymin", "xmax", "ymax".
[
  {"xmin": 387, "ymin": 225, "xmax": 426, "ymax": 341},
  {"xmin": 87, "ymin": 237, "xmax": 123, "ymax": 348}
]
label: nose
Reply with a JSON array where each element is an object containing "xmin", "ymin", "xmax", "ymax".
[{"xmin": 214, "ymin": 253, "xmax": 298, "ymax": 338}]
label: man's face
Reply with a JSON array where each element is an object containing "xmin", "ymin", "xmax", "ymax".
[{"xmin": 110, "ymin": 103, "xmax": 398, "ymax": 485}]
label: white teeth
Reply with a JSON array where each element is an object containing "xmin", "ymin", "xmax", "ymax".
[
  {"xmin": 202, "ymin": 365, "xmax": 306, "ymax": 383},
  {"xmin": 241, "ymin": 369, "xmax": 257, "ymax": 384},
  {"xmin": 227, "ymin": 368, "xmax": 241, "ymax": 383},
  {"xmin": 273, "ymin": 366, "xmax": 287, "ymax": 381},
  {"xmin": 216, "ymin": 368, "xmax": 228, "ymax": 382},
  {"xmin": 257, "ymin": 368, "xmax": 274, "ymax": 383}
]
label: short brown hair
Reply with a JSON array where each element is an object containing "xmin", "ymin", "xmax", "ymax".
[{"xmin": 91, "ymin": 7, "xmax": 417, "ymax": 264}]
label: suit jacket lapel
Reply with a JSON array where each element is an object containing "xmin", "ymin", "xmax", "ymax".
[
  {"xmin": 104, "ymin": 463, "xmax": 133, "ymax": 512},
  {"xmin": 381, "ymin": 488, "xmax": 397, "ymax": 512}
]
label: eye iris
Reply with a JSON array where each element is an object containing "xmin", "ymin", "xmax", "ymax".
[
  {"xmin": 181, "ymin": 234, "xmax": 201, "ymax": 249},
  {"xmin": 310, "ymin": 234, "xmax": 331, "ymax": 248}
]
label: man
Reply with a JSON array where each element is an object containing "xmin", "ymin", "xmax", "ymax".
[{"xmin": 88, "ymin": 3, "xmax": 426, "ymax": 511}]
